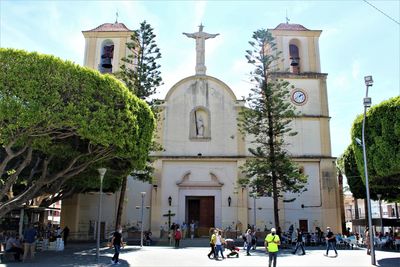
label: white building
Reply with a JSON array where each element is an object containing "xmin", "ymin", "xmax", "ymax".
[{"xmin": 61, "ymin": 22, "xmax": 341, "ymax": 240}]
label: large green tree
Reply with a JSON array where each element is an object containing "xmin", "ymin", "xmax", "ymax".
[
  {"xmin": 114, "ymin": 20, "xmax": 162, "ymax": 229},
  {"xmin": 0, "ymin": 48, "xmax": 155, "ymax": 218},
  {"xmin": 238, "ymin": 29, "xmax": 307, "ymax": 229},
  {"xmin": 350, "ymin": 96, "xmax": 400, "ymax": 201},
  {"xmin": 339, "ymin": 146, "xmax": 366, "ymax": 199}
]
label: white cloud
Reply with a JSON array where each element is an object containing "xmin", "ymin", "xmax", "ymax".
[
  {"xmin": 331, "ymin": 72, "xmax": 350, "ymax": 90},
  {"xmin": 352, "ymin": 60, "xmax": 360, "ymax": 79},
  {"xmin": 206, "ymin": 32, "xmax": 224, "ymax": 57},
  {"xmin": 194, "ymin": 1, "xmax": 207, "ymax": 27}
]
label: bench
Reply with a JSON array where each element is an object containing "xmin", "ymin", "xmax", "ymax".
[{"xmin": 0, "ymin": 251, "xmax": 17, "ymax": 263}]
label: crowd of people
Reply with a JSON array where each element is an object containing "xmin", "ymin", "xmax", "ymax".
[{"xmin": 0, "ymin": 223, "xmax": 70, "ymax": 262}]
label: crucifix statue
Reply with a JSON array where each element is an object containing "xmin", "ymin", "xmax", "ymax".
[
  {"xmin": 163, "ymin": 210, "xmax": 176, "ymax": 245},
  {"xmin": 183, "ymin": 24, "xmax": 219, "ymax": 75}
]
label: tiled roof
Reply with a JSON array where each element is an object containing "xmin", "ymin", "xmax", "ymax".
[
  {"xmin": 83, "ymin": 22, "xmax": 132, "ymax": 32},
  {"xmin": 274, "ymin": 23, "xmax": 309, "ymax": 31}
]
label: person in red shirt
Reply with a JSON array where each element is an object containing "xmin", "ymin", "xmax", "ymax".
[{"xmin": 174, "ymin": 227, "xmax": 182, "ymax": 248}]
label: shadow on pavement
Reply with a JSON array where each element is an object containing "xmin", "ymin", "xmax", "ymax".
[{"xmin": 377, "ymin": 257, "xmax": 400, "ymax": 267}]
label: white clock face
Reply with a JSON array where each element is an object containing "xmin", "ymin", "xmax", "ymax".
[{"xmin": 292, "ymin": 90, "xmax": 307, "ymax": 105}]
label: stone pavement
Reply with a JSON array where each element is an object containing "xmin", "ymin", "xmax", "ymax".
[{"xmin": 0, "ymin": 243, "xmax": 399, "ymax": 267}]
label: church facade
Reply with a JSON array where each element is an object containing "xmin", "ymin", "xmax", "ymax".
[{"xmin": 61, "ymin": 22, "xmax": 342, "ymax": 240}]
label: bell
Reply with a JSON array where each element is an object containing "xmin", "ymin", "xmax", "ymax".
[
  {"xmin": 101, "ymin": 57, "xmax": 112, "ymax": 68},
  {"xmin": 290, "ymin": 58, "xmax": 299, "ymax": 66}
]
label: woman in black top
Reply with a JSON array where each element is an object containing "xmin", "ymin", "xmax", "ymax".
[
  {"xmin": 292, "ymin": 229, "xmax": 305, "ymax": 255},
  {"xmin": 110, "ymin": 226, "xmax": 124, "ymax": 264}
]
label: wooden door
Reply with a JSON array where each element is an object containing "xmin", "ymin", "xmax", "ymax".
[{"xmin": 299, "ymin": 219, "xmax": 308, "ymax": 232}]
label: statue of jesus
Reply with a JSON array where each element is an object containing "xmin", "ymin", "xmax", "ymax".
[{"xmin": 183, "ymin": 24, "xmax": 219, "ymax": 75}]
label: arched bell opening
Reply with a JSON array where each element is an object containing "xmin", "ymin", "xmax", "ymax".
[
  {"xmin": 99, "ymin": 39, "xmax": 114, "ymax": 73},
  {"xmin": 289, "ymin": 40, "xmax": 301, "ymax": 74}
]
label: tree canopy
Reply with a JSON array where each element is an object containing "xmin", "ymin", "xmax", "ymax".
[
  {"xmin": 238, "ymin": 29, "xmax": 307, "ymax": 229},
  {"xmin": 0, "ymin": 48, "xmax": 155, "ymax": 217},
  {"xmin": 338, "ymin": 145, "xmax": 366, "ymax": 199},
  {"xmin": 347, "ymin": 96, "xmax": 400, "ymax": 201}
]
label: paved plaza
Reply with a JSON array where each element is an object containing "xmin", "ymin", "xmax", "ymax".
[{"xmin": 1, "ymin": 243, "xmax": 398, "ymax": 267}]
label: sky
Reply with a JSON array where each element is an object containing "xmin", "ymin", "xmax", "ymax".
[{"xmin": 1, "ymin": 0, "xmax": 399, "ymax": 159}]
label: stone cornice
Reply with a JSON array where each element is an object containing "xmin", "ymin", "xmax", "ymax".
[{"xmin": 271, "ymin": 72, "xmax": 328, "ymax": 79}]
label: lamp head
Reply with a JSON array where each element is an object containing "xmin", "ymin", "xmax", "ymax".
[
  {"xmin": 98, "ymin": 168, "xmax": 107, "ymax": 176},
  {"xmin": 355, "ymin": 138, "xmax": 362, "ymax": 146},
  {"xmin": 364, "ymin": 75, "xmax": 373, "ymax": 86}
]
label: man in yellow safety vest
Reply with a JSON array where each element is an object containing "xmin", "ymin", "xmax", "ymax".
[{"xmin": 265, "ymin": 228, "xmax": 280, "ymax": 267}]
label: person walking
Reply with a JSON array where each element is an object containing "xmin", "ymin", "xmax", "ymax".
[
  {"xmin": 214, "ymin": 230, "xmax": 225, "ymax": 260},
  {"xmin": 110, "ymin": 226, "xmax": 124, "ymax": 265},
  {"xmin": 292, "ymin": 228, "xmax": 305, "ymax": 255},
  {"xmin": 252, "ymin": 230, "xmax": 257, "ymax": 250},
  {"xmin": 245, "ymin": 229, "xmax": 252, "ymax": 256},
  {"xmin": 181, "ymin": 222, "xmax": 187, "ymax": 239},
  {"xmin": 265, "ymin": 228, "xmax": 280, "ymax": 267},
  {"xmin": 174, "ymin": 227, "xmax": 182, "ymax": 248},
  {"xmin": 364, "ymin": 227, "xmax": 371, "ymax": 255},
  {"xmin": 190, "ymin": 221, "xmax": 195, "ymax": 239},
  {"xmin": 62, "ymin": 226, "xmax": 70, "ymax": 247},
  {"xmin": 207, "ymin": 229, "xmax": 217, "ymax": 259},
  {"xmin": 22, "ymin": 224, "xmax": 37, "ymax": 262},
  {"xmin": 324, "ymin": 227, "xmax": 338, "ymax": 257}
]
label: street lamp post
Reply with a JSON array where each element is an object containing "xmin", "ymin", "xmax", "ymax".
[
  {"xmin": 96, "ymin": 168, "xmax": 107, "ymax": 262},
  {"xmin": 361, "ymin": 75, "xmax": 375, "ymax": 266},
  {"xmin": 251, "ymin": 193, "xmax": 257, "ymax": 229},
  {"xmin": 377, "ymin": 194, "xmax": 383, "ymax": 233},
  {"xmin": 140, "ymin": 192, "xmax": 146, "ymax": 247}
]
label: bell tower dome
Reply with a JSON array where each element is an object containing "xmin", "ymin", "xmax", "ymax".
[{"xmin": 82, "ymin": 22, "xmax": 133, "ymax": 73}]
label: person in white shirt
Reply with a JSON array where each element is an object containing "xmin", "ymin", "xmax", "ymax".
[{"xmin": 214, "ymin": 230, "xmax": 225, "ymax": 260}]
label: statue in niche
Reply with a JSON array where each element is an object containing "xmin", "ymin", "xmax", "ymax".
[{"xmin": 195, "ymin": 114, "xmax": 204, "ymax": 137}]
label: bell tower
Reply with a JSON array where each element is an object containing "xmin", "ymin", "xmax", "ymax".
[
  {"xmin": 82, "ymin": 21, "xmax": 133, "ymax": 73},
  {"xmin": 268, "ymin": 23, "xmax": 342, "ymax": 233}
]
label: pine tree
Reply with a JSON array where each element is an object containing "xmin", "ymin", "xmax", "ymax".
[
  {"xmin": 118, "ymin": 20, "xmax": 162, "ymax": 101},
  {"xmin": 238, "ymin": 29, "xmax": 307, "ymax": 229},
  {"xmin": 115, "ymin": 21, "xmax": 162, "ymax": 230}
]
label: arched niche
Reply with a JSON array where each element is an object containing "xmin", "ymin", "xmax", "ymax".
[
  {"xmin": 189, "ymin": 106, "xmax": 211, "ymax": 140},
  {"xmin": 99, "ymin": 39, "xmax": 114, "ymax": 74}
]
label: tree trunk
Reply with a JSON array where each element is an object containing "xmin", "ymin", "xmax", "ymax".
[
  {"xmin": 115, "ymin": 175, "xmax": 128, "ymax": 230},
  {"xmin": 273, "ymin": 184, "xmax": 280, "ymax": 229}
]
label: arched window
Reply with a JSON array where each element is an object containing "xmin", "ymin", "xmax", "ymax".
[{"xmin": 99, "ymin": 39, "xmax": 114, "ymax": 73}]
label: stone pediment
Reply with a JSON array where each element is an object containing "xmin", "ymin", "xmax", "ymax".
[{"xmin": 176, "ymin": 172, "xmax": 224, "ymax": 187}]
